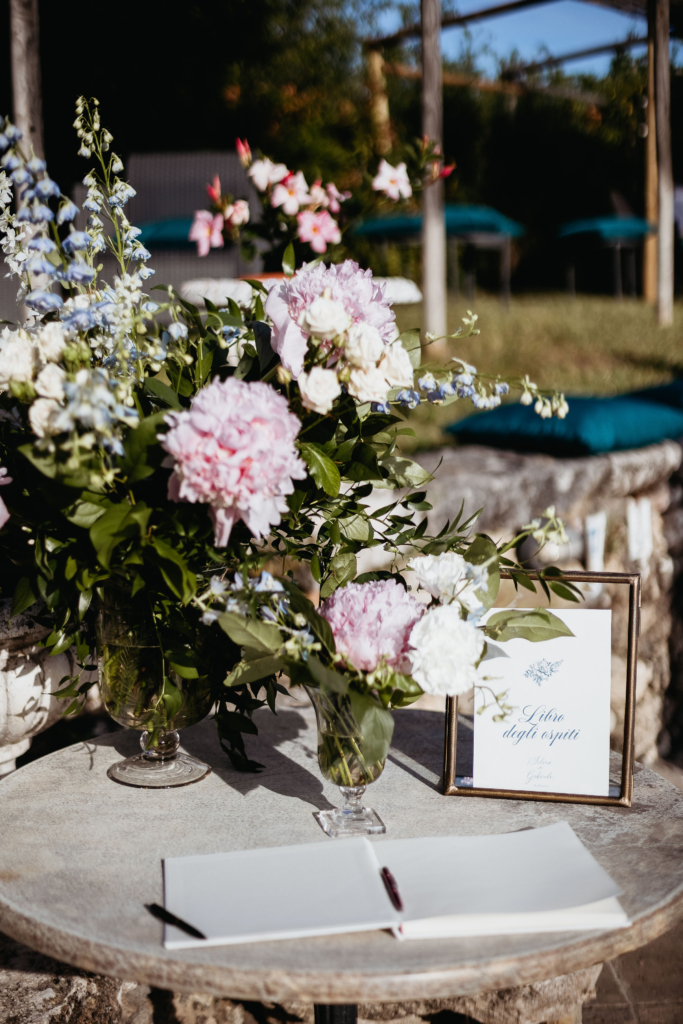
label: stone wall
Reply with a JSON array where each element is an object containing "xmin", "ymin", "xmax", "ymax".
[{"xmin": 413, "ymin": 440, "xmax": 683, "ymax": 766}]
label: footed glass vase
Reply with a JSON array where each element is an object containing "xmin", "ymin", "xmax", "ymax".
[
  {"xmin": 97, "ymin": 589, "xmax": 213, "ymax": 788},
  {"xmin": 305, "ymin": 686, "xmax": 387, "ymax": 837}
]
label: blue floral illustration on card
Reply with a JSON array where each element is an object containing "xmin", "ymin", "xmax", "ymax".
[{"xmin": 524, "ymin": 658, "xmax": 564, "ymax": 686}]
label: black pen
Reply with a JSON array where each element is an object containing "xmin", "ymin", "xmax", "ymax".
[
  {"xmin": 145, "ymin": 902, "xmax": 207, "ymax": 940},
  {"xmin": 380, "ymin": 866, "xmax": 404, "ymax": 912}
]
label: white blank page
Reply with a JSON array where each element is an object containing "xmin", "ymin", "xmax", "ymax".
[{"xmin": 163, "ymin": 837, "xmax": 399, "ymax": 949}]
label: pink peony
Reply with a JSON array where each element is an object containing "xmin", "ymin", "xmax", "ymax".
[
  {"xmin": 320, "ymin": 579, "xmax": 425, "ymax": 674},
  {"xmin": 160, "ymin": 378, "xmax": 307, "ymax": 547},
  {"xmin": 296, "ymin": 210, "xmax": 341, "ymax": 254},
  {"xmin": 0, "ymin": 466, "xmax": 11, "ymax": 530},
  {"xmin": 264, "ymin": 260, "xmax": 397, "ymax": 377},
  {"xmin": 189, "ymin": 210, "xmax": 224, "ymax": 257}
]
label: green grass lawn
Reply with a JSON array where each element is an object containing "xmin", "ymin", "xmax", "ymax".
[{"xmin": 393, "ymin": 292, "xmax": 683, "ymax": 452}]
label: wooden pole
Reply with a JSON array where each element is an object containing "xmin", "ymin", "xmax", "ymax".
[
  {"xmin": 643, "ymin": 1, "xmax": 658, "ymax": 304},
  {"xmin": 367, "ymin": 49, "xmax": 392, "ymax": 156},
  {"xmin": 655, "ymin": 0, "xmax": 673, "ymax": 326},
  {"xmin": 421, "ymin": 0, "xmax": 448, "ymax": 355},
  {"xmin": 10, "ymin": 0, "xmax": 44, "ymax": 159}
]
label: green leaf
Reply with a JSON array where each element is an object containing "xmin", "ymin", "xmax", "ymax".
[
  {"xmin": 398, "ymin": 328, "xmax": 422, "ymax": 369},
  {"xmin": 11, "ymin": 576, "xmax": 36, "ymax": 618},
  {"xmin": 253, "ymin": 321, "xmax": 276, "ymax": 373},
  {"xmin": 341, "ymin": 514, "xmax": 372, "ymax": 542},
  {"xmin": 120, "ymin": 411, "xmax": 168, "ymax": 485},
  {"xmin": 89, "ymin": 503, "xmax": 152, "ymax": 571},
  {"xmin": 380, "ymin": 456, "xmax": 432, "ymax": 489},
  {"xmin": 146, "ymin": 536, "xmax": 197, "ymax": 604},
  {"xmin": 144, "ymin": 377, "xmax": 182, "ymax": 410},
  {"xmin": 299, "ymin": 443, "xmax": 340, "ymax": 497},
  {"xmin": 65, "ymin": 500, "xmax": 108, "ymax": 529},
  {"xmin": 464, "ymin": 534, "xmax": 500, "ymax": 611},
  {"xmin": 483, "ymin": 609, "xmax": 575, "ymax": 643},
  {"xmin": 218, "ymin": 610, "xmax": 282, "ymax": 653},
  {"xmin": 282, "ymin": 242, "xmax": 296, "ymax": 276},
  {"xmin": 233, "ymin": 353, "xmax": 254, "ymax": 380},
  {"xmin": 160, "ymin": 677, "xmax": 183, "ymax": 721},
  {"xmin": 305, "ymin": 654, "xmax": 349, "ymax": 694},
  {"xmin": 280, "ymin": 582, "xmax": 336, "ymax": 654},
  {"xmin": 321, "ymin": 551, "xmax": 357, "ymax": 598},
  {"xmin": 225, "ymin": 655, "xmax": 283, "ymax": 687},
  {"xmin": 348, "ymin": 691, "xmax": 395, "ymax": 764}
]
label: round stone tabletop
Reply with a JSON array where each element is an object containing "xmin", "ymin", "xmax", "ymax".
[{"xmin": 1, "ymin": 705, "xmax": 682, "ymax": 1004}]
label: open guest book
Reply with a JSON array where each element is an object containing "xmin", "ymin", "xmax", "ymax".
[{"xmin": 162, "ymin": 822, "xmax": 628, "ymax": 948}]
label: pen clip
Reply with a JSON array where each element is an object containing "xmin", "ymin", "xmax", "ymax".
[
  {"xmin": 145, "ymin": 902, "xmax": 207, "ymax": 940},
  {"xmin": 380, "ymin": 866, "xmax": 404, "ymax": 912}
]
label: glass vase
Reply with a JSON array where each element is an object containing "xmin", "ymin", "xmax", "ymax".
[
  {"xmin": 305, "ymin": 686, "xmax": 387, "ymax": 837},
  {"xmin": 97, "ymin": 588, "xmax": 213, "ymax": 788}
]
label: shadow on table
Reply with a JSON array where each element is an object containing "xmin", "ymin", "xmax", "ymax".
[
  {"xmin": 389, "ymin": 708, "xmax": 473, "ymax": 789},
  {"xmin": 106, "ymin": 710, "xmax": 336, "ymax": 813}
]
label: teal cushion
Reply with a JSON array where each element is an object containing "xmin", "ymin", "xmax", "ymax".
[{"xmin": 447, "ymin": 396, "xmax": 683, "ymax": 456}]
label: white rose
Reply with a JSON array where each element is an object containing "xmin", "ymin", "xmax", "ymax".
[
  {"xmin": 379, "ymin": 340, "xmax": 414, "ymax": 388},
  {"xmin": 298, "ymin": 296, "xmax": 351, "ymax": 340},
  {"xmin": 297, "ymin": 366, "xmax": 341, "ymax": 415},
  {"xmin": 0, "ymin": 336, "xmax": 34, "ymax": 386},
  {"xmin": 408, "ymin": 551, "xmax": 486, "ymax": 614},
  {"xmin": 347, "ymin": 366, "xmax": 390, "ymax": 405},
  {"xmin": 29, "ymin": 397, "xmax": 60, "ymax": 438},
  {"xmin": 344, "ymin": 321, "xmax": 384, "ymax": 370},
  {"xmin": 36, "ymin": 322, "xmax": 67, "ymax": 362},
  {"xmin": 35, "ymin": 362, "xmax": 66, "ymax": 401},
  {"xmin": 408, "ymin": 605, "xmax": 485, "ymax": 696}
]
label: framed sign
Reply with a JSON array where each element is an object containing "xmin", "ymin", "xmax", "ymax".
[{"xmin": 442, "ymin": 571, "xmax": 640, "ymax": 807}]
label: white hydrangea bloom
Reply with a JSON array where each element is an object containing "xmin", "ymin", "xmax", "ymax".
[
  {"xmin": 0, "ymin": 332, "xmax": 35, "ymax": 387},
  {"xmin": 378, "ymin": 340, "xmax": 414, "ymax": 388},
  {"xmin": 298, "ymin": 296, "xmax": 351, "ymax": 340},
  {"xmin": 344, "ymin": 321, "xmax": 384, "ymax": 370},
  {"xmin": 29, "ymin": 397, "xmax": 60, "ymax": 437},
  {"xmin": 347, "ymin": 366, "xmax": 390, "ymax": 404},
  {"xmin": 408, "ymin": 551, "xmax": 487, "ymax": 615},
  {"xmin": 35, "ymin": 363, "xmax": 66, "ymax": 401},
  {"xmin": 408, "ymin": 605, "xmax": 485, "ymax": 696},
  {"xmin": 36, "ymin": 322, "xmax": 67, "ymax": 363},
  {"xmin": 297, "ymin": 366, "xmax": 341, "ymax": 415}
]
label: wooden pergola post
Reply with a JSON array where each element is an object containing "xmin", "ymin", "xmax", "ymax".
[
  {"xmin": 10, "ymin": 0, "xmax": 44, "ymax": 159},
  {"xmin": 367, "ymin": 49, "xmax": 392, "ymax": 156},
  {"xmin": 654, "ymin": 0, "xmax": 674, "ymax": 325},
  {"xmin": 421, "ymin": 0, "xmax": 448, "ymax": 355},
  {"xmin": 643, "ymin": 0, "xmax": 658, "ymax": 304}
]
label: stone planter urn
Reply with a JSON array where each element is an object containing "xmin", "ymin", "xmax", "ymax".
[{"xmin": 0, "ymin": 599, "xmax": 70, "ymax": 776}]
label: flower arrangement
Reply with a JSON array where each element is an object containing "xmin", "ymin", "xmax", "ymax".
[
  {"xmin": 0, "ymin": 97, "xmax": 574, "ymax": 777},
  {"xmin": 188, "ymin": 135, "xmax": 456, "ymax": 270}
]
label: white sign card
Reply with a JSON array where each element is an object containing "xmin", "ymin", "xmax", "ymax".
[{"xmin": 473, "ymin": 609, "xmax": 612, "ymax": 797}]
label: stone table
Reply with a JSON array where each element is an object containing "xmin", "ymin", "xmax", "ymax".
[{"xmin": 1, "ymin": 706, "xmax": 683, "ymax": 1024}]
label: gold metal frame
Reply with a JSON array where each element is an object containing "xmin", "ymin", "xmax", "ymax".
[{"xmin": 442, "ymin": 570, "xmax": 641, "ymax": 807}]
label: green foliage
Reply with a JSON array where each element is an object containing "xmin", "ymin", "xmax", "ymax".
[{"xmin": 483, "ymin": 609, "xmax": 575, "ymax": 644}]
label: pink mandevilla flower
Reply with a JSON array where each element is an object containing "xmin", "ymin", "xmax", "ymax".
[
  {"xmin": 326, "ymin": 182, "xmax": 350, "ymax": 214},
  {"xmin": 264, "ymin": 259, "xmax": 398, "ymax": 377},
  {"xmin": 236, "ymin": 138, "xmax": 252, "ymax": 168},
  {"xmin": 372, "ymin": 159, "xmax": 412, "ymax": 201},
  {"xmin": 225, "ymin": 200, "xmax": 250, "ymax": 229},
  {"xmin": 297, "ymin": 210, "xmax": 341, "ymax": 254},
  {"xmin": 206, "ymin": 175, "xmax": 222, "ymax": 204},
  {"xmin": 189, "ymin": 210, "xmax": 224, "ymax": 257},
  {"xmin": 0, "ymin": 466, "xmax": 12, "ymax": 530},
  {"xmin": 160, "ymin": 378, "xmax": 307, "ymax": 547},
  {"xmin": 320, "ymin": 579, "xmax": 425, "ymax": 674},
  {"xmin": 271, "ymin": 171, "xmax": 310, "ymax": 215}
]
